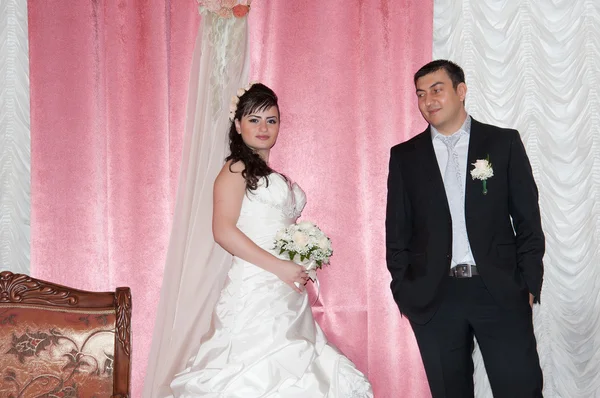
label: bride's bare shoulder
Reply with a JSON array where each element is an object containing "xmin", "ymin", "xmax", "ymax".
[
  {"xmin": 219, "ymin": 160, "xmax": 245, "ymax": 176},
  {"xmin": 224, "ymin": 160, "xmax": 245, "ymax": 174},
  {"xmin": 215, "ymin": 160, "xmax": 246, "ymax": 188}
]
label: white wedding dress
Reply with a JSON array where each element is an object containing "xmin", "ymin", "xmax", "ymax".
[{"xmin": 170, "ymin": 173, "xmax": 373, "ymax": 397}]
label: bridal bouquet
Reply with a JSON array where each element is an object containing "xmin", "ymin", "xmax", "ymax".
[{"xmin": 274, "ymin": 221, "xmax": 333, "ymax": 281}]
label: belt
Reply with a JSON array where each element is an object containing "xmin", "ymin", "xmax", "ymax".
[{"xmin": 449, "ymin": 263, "xmax": 479, "ymax": 278}]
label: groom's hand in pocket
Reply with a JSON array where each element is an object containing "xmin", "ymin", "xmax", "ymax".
[{"xmin": 529, "ymin": 293, "xmax": 534, "ymax": 308}]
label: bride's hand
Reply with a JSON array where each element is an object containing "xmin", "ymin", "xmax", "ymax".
[{"xmin": 273, "ymin": 260, "xmax": 309, "ymax": 293}]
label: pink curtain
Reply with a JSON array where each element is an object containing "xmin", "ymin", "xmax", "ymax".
[
  {"xmin": 30, "ymin": 1, "xmax": 432, "ymax": 396},
  {"xmin": 249, "ymin": 1, "xmax": 432, "ymax": 396},
  {"xmin": 29, "ymin": 2, "xmax": 198, "ymax": 395}
]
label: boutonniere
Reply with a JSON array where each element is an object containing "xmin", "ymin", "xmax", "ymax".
[{"xmin": 470, "ymin": 155, "xmax": 494, "ymax": 195}]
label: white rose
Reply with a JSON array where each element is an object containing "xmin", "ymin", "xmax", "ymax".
[
  {"xmin": 470, "ymin": 159, "xmax": 494, "ymax": 180},
  {"xmin": 275, "ymin": 229, "xmax": 285, "ymax": 241},
  {"xmin": 318, "ymin": 237, "xmax": 330, "ymax": 250},
  {"xmin": 237, "ymin": 88, "xmax": 246, "ymax": 97},
  {"xmin": 297, "ymin": 220, "xmax": 315, "ymax": 229},
  {"xmin": 292, "ymin": 231, "xmax": 309, "ymax": 248}
]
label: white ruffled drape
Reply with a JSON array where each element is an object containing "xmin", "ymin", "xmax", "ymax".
[
  {"xmin": 0, "ymin": 0, "xmax": 30, "ymax": 274},
  {"xmin": 433, "ymin": 1, "xmax": 600, "ymax": 396},
  {"xmin": 143, "ymin": 10, "xmax": 250, "ymax": 398}
]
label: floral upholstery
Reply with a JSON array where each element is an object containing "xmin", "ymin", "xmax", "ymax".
[
  {"xmin": 0, "ymin": 272, "xmax": 131, "ymax": 398},
  {"xmin": 0, "ymin": 307, "xmax": 115, "ymax": 397}
]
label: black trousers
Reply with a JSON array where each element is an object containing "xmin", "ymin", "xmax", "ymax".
[{"xmin": 410, "ymin": 276, "xmax": 543, "ymax": 398}]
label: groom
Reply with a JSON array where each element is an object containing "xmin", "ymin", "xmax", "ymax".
[{"xmin": 386, "ymin": 60, "xmax": 544, "ymax": 397}]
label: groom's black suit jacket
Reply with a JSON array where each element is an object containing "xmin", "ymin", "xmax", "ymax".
[{"xmin": 386, "ymin": 118, "xmax": 544, "ymax": 324}]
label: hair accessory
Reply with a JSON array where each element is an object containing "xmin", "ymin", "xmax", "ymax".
[{"xmin": 229, "ymin": 81, "xmax": 259, "ymax": 121}]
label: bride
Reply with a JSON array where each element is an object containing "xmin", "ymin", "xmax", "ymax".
[{"xmin": 168, "ymin": 82, "xmax": 373, "ymax": 397}]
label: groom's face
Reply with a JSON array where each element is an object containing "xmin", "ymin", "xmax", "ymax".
[{"xmin": 415, "ymin": 69, "xmax": 467, "ymax": 135}]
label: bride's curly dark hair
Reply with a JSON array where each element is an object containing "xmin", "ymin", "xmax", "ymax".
[{"xmin": 226, "ymin": 83, "xmax": 280, "ymax": 191}]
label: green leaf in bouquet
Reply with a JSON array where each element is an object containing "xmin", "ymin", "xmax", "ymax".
[{"xmin": 288, "ymin": 251, "xmax": 296, "ymax": 261}]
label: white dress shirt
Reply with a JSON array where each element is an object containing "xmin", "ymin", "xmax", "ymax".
[{"xmin": 431, "ymin": 115, "xmax": 476, "ymax": 267}]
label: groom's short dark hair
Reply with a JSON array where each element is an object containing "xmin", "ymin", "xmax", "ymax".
[{"xmin": 414, "ymin": 60, "xmax": 465, "ymax": 89}]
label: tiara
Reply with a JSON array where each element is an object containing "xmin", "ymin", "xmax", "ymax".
[{"xmin": 229, "ymin": 81, "xmax": 259, "ymax": 121}]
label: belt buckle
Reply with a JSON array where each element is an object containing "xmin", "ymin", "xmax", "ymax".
[{"xmin": 454, "ymin": 263, "xmax": 472, "ymax": 278}]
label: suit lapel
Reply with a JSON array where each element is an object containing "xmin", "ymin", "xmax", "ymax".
[
  {"xmin": 465, "ymin": 119, "xmax": 489, "ymax": 214},
  {"xmin": 414, "ymin": 128, "xmax": 450, "ymax": 215}
]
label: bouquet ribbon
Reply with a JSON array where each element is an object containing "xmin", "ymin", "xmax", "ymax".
[{"xmin": 304, "ymin": 259, "xmax": 320, "ymax": 306}]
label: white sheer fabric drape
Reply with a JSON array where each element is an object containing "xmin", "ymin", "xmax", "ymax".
[
  {"xmin": 143, "ymin": 11, "xmax": 250, "ymax": 397},
  {"xmin": 0, "ymin": 0, "xmax": 30, "ymax": 274},
  {"xmin": 433, "ymin": 1, "xmax": 600, "ymax": 396}
]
